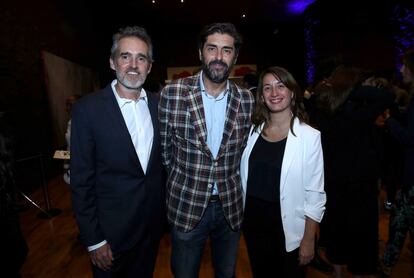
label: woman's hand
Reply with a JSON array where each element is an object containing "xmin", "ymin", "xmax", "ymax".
[
  {"xmin": 299, "ymin": 216, "xmax": 318, "ymax": 265},
  {"xmin": 299, "ymin": 237, "xmax": 314, "ymax": 265}
]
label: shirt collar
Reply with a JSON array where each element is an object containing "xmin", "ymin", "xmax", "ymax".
[
  {"xmin": 111, "ymin": 80, "xmax": 148, "ymax": 108},
  {"xmin": 199, "ymin": 70, "xmax": 229, "ymax": 100}
]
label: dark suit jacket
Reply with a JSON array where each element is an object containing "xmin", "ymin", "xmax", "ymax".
[
  {"xmin": 70, "ymin": 84, "xmax": 165, "ymax": 253},
  {"xmin": 386, "ymin": 94, "xmax": 414, "ymax": 191}
]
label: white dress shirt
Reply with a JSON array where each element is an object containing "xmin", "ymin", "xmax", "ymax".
[{"xmin": 112, "ymin": 80, "xmax": 153, "ymax": 174}]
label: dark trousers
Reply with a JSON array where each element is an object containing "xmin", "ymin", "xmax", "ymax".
[
  {"xmin": 243, "ymin": 196, "xmax": 305, "ymax": 278},
  {"xmin": 325, "ymin": 181, "xmax": 379, "ymax": 275},
  {"xmin": 92, "ymin": 233, "xmax": 160, "ymax": 278}
]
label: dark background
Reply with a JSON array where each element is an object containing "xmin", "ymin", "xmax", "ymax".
[{"xmin": 1, "ymin": 0, "xmax": 412, "ymax": 193}]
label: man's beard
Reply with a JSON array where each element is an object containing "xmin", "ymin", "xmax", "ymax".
[
  {"xmin": 202, "ymin": 58, "xmax": 234, "ymax": 84},
  {"xmin": 116, "ymin": 69, "xmax": 146, "ymax": 90}
]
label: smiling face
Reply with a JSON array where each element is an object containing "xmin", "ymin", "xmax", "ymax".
[
  {"xmin": 261, "ymin": 73, "xmax": 293, "ymax": 114},
  {"xmin": 110, "ymin": 36, "xmax": 152, "ymax": 94},
  {"xmin": 199, "ymin": 33, "xmax": 237, "ymax": 84}
]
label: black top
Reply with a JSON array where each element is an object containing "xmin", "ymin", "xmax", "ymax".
[
  {"xmin": 386, "ymin": 94, "xmax": 414, "ymax": 191},
  {"xmin": 307, "ymin": 86, "xmax": 395, "ymax": 192},
  {"xmin": 247, "ymin": 135, "xmax": 287, "ymax": 202}
]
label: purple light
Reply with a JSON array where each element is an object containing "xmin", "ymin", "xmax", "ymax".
[
  {"xmin": 287, "ymin": 0, "xmax": 317, "ymax": 15},
  {"xmin": 392, "ymin": 4, "xmax": 414, "ymax": 73},
  {"xmin": 304, "ymin": 13, "xmax": 319, "ymax": 85}
]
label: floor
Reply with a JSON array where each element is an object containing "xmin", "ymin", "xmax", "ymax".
[{"xmin": 18, "ymin": 175, "xmax": 413, "ymax": 277}]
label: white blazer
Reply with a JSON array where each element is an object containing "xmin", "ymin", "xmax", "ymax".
[{"xmin": 240, "ymin": 117, "xmax": 326, "ymax": 252}]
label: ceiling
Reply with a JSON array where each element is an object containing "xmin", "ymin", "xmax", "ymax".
[
  {"xmin": 54, "ymin": 0, "xmax": 404, "ymax": 81},
  {"xmin": 133, "ymin": 0, "xmax": 313, "ymax": 24},
  {"xmin": 58, "ymin": 0, "xmax": 401, "ymax": 45},
  {"xmin": 59, "ymin": 0, "xmax": 314, "ymax": 32}
]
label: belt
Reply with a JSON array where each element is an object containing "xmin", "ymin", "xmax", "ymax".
[{"xmin": 209, "ymin": 194, "xmax": 220, "ymax": 202}]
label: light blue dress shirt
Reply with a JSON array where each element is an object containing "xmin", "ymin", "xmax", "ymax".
[{"xmin": 199, "ymin": 72, "xmax": 229, "ymax": 195}]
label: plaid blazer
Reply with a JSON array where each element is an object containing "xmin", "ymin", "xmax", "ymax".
[{"xmin": 158, "ymin": 72, "xmax": 254, "ymax": 232}]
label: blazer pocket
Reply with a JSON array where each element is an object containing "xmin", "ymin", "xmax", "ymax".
[{"xmin": 174, "ymin": 132, "xmax": 202, "ymax": 151}]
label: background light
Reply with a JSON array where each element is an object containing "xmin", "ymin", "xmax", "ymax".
[{"xmin": 287, "ymin": 0, "xmax": 317, "ymax": 15}]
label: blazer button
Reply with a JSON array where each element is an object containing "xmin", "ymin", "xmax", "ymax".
[
  {"xmin": 214, "ymin": 161, "xmax": 218, "ymax": 167},
  {"xmin": 207, "ymin": 184, "xmax": 213, "ymax": 188}
]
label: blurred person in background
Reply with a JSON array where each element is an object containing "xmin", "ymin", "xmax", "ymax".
[
  {"xmin": 380, "ymin": 48, "xmax": 414, "ymax": 277},
  {"xmin": 0, "ymin": 113, "xmax": 28, "ymax": 278},
  {"xmin": 307, "ymin": 65, "xmax": 394, "ymax": 278},
  {"xmin": 63, "ymin": 94, "xmax": 81, "ymax": 185}
]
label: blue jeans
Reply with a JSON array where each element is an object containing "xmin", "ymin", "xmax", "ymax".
[{"xmin": 171, "ymin": 200, "xmax": 240, "ymax": 278}]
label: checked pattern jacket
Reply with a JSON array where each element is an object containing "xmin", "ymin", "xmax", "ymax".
[{"xmin": 158, "ymin": 72, "xmax": 254, "ymax": 232}]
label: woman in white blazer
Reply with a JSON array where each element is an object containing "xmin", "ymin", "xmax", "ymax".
[{"xmin": 240, "ymin": 67, "xmax": 326, "ymax": 277}]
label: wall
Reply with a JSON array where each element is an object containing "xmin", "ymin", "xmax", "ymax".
[{"xmin": 0, "ymin": 0, "xmax": 100, "ymax": 192}]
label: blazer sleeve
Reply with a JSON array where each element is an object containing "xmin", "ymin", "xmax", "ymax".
[
  {"xmin": 303, "ymin": 130, "xmax": 326, "ymax": 223},
  {"xmin": 158, "ymin": 86, "xmax": 174, "ymax": 174},
  {"xmin": 70, "ymin": 101, "xmax": 105, "ymax": 247}
]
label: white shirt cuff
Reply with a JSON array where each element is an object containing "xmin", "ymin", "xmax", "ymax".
[{"xmin": 87, "ymin": 240, "xmax": 107, "ymax": 252}]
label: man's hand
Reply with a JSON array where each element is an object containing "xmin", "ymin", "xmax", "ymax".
[{"xmin": 89, "ymin": 243, "xmax": 113, "ymax": 271}]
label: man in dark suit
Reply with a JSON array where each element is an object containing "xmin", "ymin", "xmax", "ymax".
[
  {"xmin": 159, "ymin": 22, "xmax": 254, "ymax": 277},
  {"xmin": 70, "ymin": 26, "xmax": 165, "ymax": 278}
]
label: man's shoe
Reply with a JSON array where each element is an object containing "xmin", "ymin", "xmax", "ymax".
[{"xmin": 310, "ymin": 252, "xmax": 333, "ymax": 273}]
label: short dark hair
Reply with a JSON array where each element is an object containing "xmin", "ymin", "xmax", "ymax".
[
  {"xmin": 198, "ymin": 23, "xmax": 242, "ymax": 55},
  {"xmin": 110, "ymin": 26, "xmax": 153, "ymax": 62}
]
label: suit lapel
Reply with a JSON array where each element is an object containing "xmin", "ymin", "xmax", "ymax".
[
  {"xmin": 103, "ymin": 86, "xmax": 144, "ymax": 174},
  {"xmin": 146, "ymin": 95, "xmax": 159, "ymax": 171},
  {"xmin": 280, "ymin": 118, "xmax": 300, "ymax": 192},
  {"xmin": 186, "ymin": 75, "xmax": 212, "ymax": 157},
  {"xmin": 217, "ymin": 82, "xmax": 240, "ymax": 158}
]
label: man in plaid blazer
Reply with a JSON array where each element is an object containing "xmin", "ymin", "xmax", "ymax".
[{"xmin": 159, "ymin": 23, "xmax": 254, "ymax": 277}]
